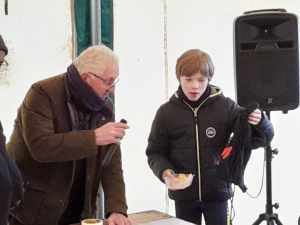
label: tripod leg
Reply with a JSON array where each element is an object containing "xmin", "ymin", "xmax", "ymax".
[
  {"xmin": 268, "ymin": 220, "xmax": 275, "ymax": 225},
  {"xmin": 252, "ymin": 214, "xmax": 266, "ymax": 225},
  {"xmin": 252, "ymin": 213, "xmax": 283, "ymax": 225},
  {"xmin": 268, "ymin": 213, "xmax": 283, "ymax": 225},
  {"xmin": 252, "ymin": 217, "xmax": 263, "ymax": 225},
  {"xmin": 273, "ymin": 215, "xmax": 283, "ymax": 225}
]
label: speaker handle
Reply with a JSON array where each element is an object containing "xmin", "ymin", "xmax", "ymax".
[{"xmin": 244, "ymin": 8, "xmax": 286, "ymax": 15}]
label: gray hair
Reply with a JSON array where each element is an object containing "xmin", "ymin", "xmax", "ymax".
[{"xmin": 73, "ymin": 44, "xmax": 119, "ymax": 77}]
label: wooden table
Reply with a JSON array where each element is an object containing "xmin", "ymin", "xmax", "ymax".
[
  {"xmin": 128, "ymin": 210, "xmax": 172, "ymax": 224},
  {"xmin": 73, "ymin": 210, "xmax": 195, "ymax": 225}
]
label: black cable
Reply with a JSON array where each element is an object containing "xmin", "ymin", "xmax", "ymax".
[
  {"xmin": 229, "ymin": 149, "xmax": 265, "ymax": 225},
  {"xmin": 246, "ymin": 147, "xmax": 265, "ymax": 199},
  {"xmin": 229, "ymin": 185, "xmax": 235, "ymax": 225}
]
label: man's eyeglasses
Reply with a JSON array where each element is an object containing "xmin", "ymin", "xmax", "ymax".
[
  {"xmin": 88, "ymin": 72, "xmax": 119, "ymax": 89},
  {"xmin": 0, "ymin": 60, "xmax": 9, "ymax": 72}
]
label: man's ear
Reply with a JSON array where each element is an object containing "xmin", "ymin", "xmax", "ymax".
[{"xmin": 81, "ymin": 73, "xmax": 89, "ymax": 82}]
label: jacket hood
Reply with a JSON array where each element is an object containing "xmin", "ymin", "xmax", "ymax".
[
  {"xmin": 209, "ymin": 85, "xmax": 222, "ymax": 96},
  {"xmin": 170, "ymin": 84, "xmax": 223, "ymax": 107}
]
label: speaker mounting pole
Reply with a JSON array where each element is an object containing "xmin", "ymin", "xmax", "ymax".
[{"xmin": 252, "ymin": 112, "xmax": 282, "ymax": 225}]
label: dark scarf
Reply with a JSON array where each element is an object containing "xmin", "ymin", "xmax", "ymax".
[
  {"xmin": 66, "ymin": 64, "xmax": 107, "ymax": 112},
  {"xmin": 177, "ymin": 84, "xmax": 210, "ymax": 108}
]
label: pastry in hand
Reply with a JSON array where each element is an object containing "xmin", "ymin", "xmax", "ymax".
[{"xmin": 177, "ymin": 173, "xmax": 187, "ymax": 179}]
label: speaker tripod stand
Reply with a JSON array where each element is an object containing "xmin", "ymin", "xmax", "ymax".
[{"xmin": 253, "ymin": 112, "xmax": 282, "ymax": 225}]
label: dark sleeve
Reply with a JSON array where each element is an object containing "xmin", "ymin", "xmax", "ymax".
[
  {"xmin": 0, "ymin": 135, "xmax": 12, "ymax": 224},
  {"xmin": 0, "ymin": 121, "xmax": 23, "ymax": 223},
  {"xmin": 146, "ymin": 107, "xmax": 176, "ymax": 182},
  {"xmin": 253, "ymin": 111, "xmax": 274, "ymax": 146},
  {"xmin": 5, "ymin": 154, "xmax": 24, "ymax": 207}
]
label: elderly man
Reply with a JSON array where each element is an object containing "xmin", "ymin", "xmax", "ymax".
[
  {"xmin": 7, "ymin": 45, "xmax": 132, "ymax": 225},
  {"xmin": 0, "ymin": 35, "xmax": 23, "ymax": 225}
]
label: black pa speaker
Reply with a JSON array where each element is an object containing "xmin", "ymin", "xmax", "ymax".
[{"xmin": 234, "ymin": 9, "xmax": 299, "ymax": 112}]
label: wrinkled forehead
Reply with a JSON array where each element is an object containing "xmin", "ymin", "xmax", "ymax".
[
  {"xmin": 102, "ymin": 68, "xmax": 119, "ymax": 81},
  {"xmin": 102, "ymin": 62, "xmax": 119, "ymax": 77}
]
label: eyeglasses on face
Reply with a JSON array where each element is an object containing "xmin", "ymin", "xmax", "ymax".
[
  {"xmin": 88, "ymin": 72, "xmax": 119, "ymax": 89},
  {"xmin": 0, "ymin": 60, "xmax": 9, "ymax": 72}
]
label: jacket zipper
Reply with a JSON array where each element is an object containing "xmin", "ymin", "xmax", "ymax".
[
  {"xmin": 194, "ymin": 109, "xmax": 201, "ymax": 201},
  {"xmin": 182, "ymin": 101, "xmax": 202, "ymax": 201},
  {"xmin": 183, "ymin": 98, "xmax": 210, "ymax": 202},
  {"xmin": 178, "ymin": 86, "xmax": 221, "ymax": 201}
]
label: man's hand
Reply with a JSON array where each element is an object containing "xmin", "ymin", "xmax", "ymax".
[
  {"xmin": 94, "ymin": 122, "xmax": 129, "ymax": 146},
  {"xmin": 248, "ymin": 109, "xmax": 262, "ymax": 125},
  {"xmin": 107, "ymin": 212, "xmax": 132, "ymax": 225}
]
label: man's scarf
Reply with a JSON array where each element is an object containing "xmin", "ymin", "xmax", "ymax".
[{"xmin": 66, "ymin": 63, "xmax": 107, "ymax": 112}]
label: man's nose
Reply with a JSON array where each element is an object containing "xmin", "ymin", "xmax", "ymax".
[{"xmin": 106, "ymin": 85, "xmax": 115, "ymax": 92}]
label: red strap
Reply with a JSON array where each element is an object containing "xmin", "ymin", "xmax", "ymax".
[{"xmin": 221, "ymin": 146, "xmax": 233, "ymax": 159}]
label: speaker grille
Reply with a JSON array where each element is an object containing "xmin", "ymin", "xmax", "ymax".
[
  {"xmin": 241, "ymin": 43, "xmax": 257, "ymax": 50},
  {"xmin": 240, "ymin": 41, "xmax": 294, "ymax": 51},
  {"xmin": 277, "ymin": 41, "xmax": 293, "ymax": 48}
]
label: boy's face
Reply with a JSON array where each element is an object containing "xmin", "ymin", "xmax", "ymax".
[{"xmin": 179, "ymin": 72, "xmax": 209, "ymax": 101}]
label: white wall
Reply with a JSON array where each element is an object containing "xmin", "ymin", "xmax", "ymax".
[
  {"xmin": 0, "ymin": 0, "xmax": 72, "ymax": 137},
  {"xmin": 114, "ymin": 0, "xmax": 300, "ymax": 224},
  {"xmin": 1, "ymin": 0, "xmax": 300, "ymax": 224}
]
